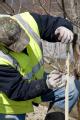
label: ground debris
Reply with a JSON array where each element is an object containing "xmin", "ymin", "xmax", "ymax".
[
  {"xmin": 26, "ymin": 103, "xmax": 78, "ymax": 120},
  {"xmin": 27, "ymin": 104, "xmax": 48, "ymax": 120}
]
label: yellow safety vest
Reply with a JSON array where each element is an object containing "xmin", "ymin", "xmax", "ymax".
[{"xmin": 0, "ymin": 12, "xmax": 44, "ymax": 114}]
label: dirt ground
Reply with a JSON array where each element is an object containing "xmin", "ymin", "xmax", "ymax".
[
  {"xmin": 27, "ymin": 103, "xmax": 78, "ymax": 120},
  {"xmin": 27, "ymin": 104, "xmax": 48, "ymax": 120}
]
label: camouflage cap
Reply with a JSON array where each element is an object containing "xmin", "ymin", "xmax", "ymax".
[{"xmin": 0, "ymin": 16, "xmax": 30, "ymax": 52}]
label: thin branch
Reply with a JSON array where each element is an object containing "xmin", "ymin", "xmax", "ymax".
[
  {"xmin": 49, "ymin": 0, "xmax": 51, "ymax": 13},
  {"xmin": 56, "ymin": 0, "xmax": 80, "ymax": 29},
  {"xmin": 0, "ymin": 1, "xmax": 15, "ymax": 15},
  {"xmin": 38, "ymin": 0, "xmax": 50, "ymax": 15},
  {"xmin": 18, "ymin": 0, "xmax": 22, "ymax": 13},
  {"xmin": 61, "ymin": 0, "xmax": 66, "ymax": 18}
]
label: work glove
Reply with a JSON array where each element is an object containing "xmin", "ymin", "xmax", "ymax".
[
  {"xmin": 55, "ymin": 26, "xmax": 73, "ymax": 43},
  {"xmin": 46, "ymin": 70, "xmax": 66, "ymax": 90}
]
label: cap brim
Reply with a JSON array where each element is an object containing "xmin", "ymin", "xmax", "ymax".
[{"xmin": 9, "ymin": 29, "xmax": 30, "ymax": 52}]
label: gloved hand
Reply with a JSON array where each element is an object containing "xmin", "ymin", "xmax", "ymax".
[
  {"xmin": 46, "ymin": 70, "xmax": 66, "ymax": 90},
  {"xmin": 55, "ymin": 26, "xmax": 73, "ymax": 43}
]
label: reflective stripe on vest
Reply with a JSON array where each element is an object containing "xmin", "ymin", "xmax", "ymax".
[
  {"xmin": 0, "ymin": 51, "xmax": 43, "ymax": 80},
  {"xmin": 14, "ymin": 14, "xmax": 43, "ymax": 50},
  {"xmin": 0, "ymin": 51, "xmax": 19, "ymax": 69}
]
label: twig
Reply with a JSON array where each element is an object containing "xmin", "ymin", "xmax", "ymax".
[
  {"xmin": 56, "ymin": 0, "xmax": 80, "ymax": 29},
  {"xmin": 2, "ymin": 0, "xmax": 15, "ymax": 15},
  {"xmin": 38, "ymin": 0, "xmax": 50, "ymax": 15}
]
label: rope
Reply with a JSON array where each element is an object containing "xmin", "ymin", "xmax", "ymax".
[{"xmin": 65, "ymin": 43, "xmax": 70, "ymax": 120}]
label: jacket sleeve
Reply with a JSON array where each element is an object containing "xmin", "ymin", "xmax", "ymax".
[
  {"xmin": 31, "ymin": 13, "xmax": 73, "ymax": 42},
  {"xmin": 0, "ymin": 65, "xmax": 49, "ymax": 101}
]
